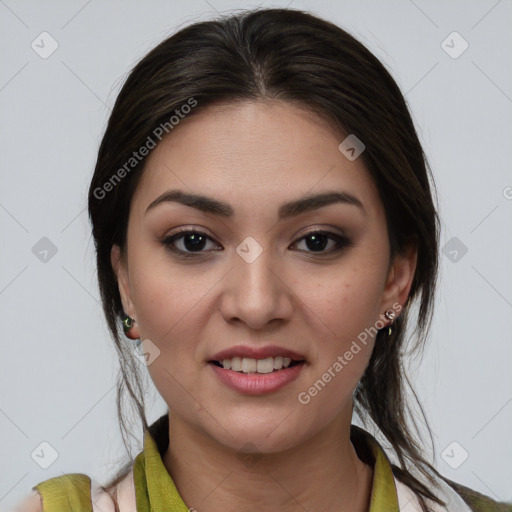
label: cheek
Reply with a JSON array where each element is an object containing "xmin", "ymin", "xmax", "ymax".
[
  {"xmin": 295, "ymin": 258, "xmax": 386, "ymax": 390},
  {"xmin": 128, "ymin": 245, "xmax": 211, "ymax": 341},
  {"xmin": 129, "ymin": 260, "xmax": 212, "ymax": 412},
  {"xmin": 303, "ymin": 261, "xmax": 386, "ymax": 344}
]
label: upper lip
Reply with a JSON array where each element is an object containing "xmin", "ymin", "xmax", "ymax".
[{"xmin": 210, "ymin": 345, "xmax": 306, "ymax": 362}]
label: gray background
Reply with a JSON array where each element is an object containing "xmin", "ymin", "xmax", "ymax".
[{"xmin": 1, "ymin": 0, "xmax": 511, "ymax": 509}]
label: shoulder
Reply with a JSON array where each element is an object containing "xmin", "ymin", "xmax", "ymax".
[
  {"xmin": 442, "ymin": 477, "xmax": 512, "ymax": 512},
  {"xmin": 14, "ymin": 474, "xmax": 92, "ymax": 512},
  {"xmin": 393, "ymin": 473, "xmax": 512, "ymax": 512},
  {"xmin": 13, "ymin": 470, "xmax": 136, "ymax": 512},
  {"xmin": 12, "ymin": 490, "xmax": 43, "ymax": 512}
]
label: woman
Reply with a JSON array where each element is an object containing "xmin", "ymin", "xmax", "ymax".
[{"xmin": 15, "ymin": 7, "xmax": 511, "ymax": 512}]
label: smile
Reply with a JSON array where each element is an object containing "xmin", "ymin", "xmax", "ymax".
[{"xmin": 208, "ymin": 358, "xmax": 306, "ymax": 395}]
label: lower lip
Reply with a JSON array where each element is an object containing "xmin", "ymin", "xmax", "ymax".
[{"xmin": 209, "ymin": 362, "xmax": 306, "ymax": 395}]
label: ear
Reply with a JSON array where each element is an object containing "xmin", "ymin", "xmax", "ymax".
[
  {"xmin": 379, "ymin": 238, "xmax": 418, "ymax": 318},
  {"xmin": 111, "ymin": 245, "xmax": 140, "ymax": 337}
]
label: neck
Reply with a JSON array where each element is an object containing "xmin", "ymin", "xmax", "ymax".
[{"xmin": 162, "ymin": 412, "xmax": 373, "ymax": 512}]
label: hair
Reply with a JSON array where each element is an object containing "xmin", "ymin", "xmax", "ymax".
[{"xmin": 88, "ymin": 7, "xmax": 442, "ymax": 511}]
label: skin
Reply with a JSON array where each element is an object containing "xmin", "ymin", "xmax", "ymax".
[{"xmin": 112, "ymin": 100, "xmax": 417, "ymax": 512}]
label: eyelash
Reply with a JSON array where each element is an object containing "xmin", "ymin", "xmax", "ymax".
[{"xmin": 161, "ymin": 228, "xmax": 352, "ymax": 258}]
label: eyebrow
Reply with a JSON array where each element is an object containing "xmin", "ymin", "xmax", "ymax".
[{"xmin": 145, "ymin": 189, "xmax": 365, "ymax": 219}]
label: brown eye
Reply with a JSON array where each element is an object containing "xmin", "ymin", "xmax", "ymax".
[
  {"xmin": 162, "ymin": 229, "xmax": 220, "ymax": 256},
  {"xmin": 293, "ymin": 230, "xmax": 352, "ymax": 254}
]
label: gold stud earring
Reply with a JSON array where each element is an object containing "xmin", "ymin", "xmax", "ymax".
[{"xmin": 384, "ymin": 309, "xmax": 396, "ymax": 336}]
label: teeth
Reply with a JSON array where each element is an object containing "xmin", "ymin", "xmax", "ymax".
[
  {"xmin": 218, "ymin": 356, "xmax": 296, "ymax": 373},
  {"xmin": 257, "ymin": 357, "xmax": 274, "ymax": 374},
  {"xmin": 273, "ymin": 356, "xmax": 284, "ymax": 369},
  {"xmin": 241, "ymin": 357, "xmax": 257, "ymax": 373}
]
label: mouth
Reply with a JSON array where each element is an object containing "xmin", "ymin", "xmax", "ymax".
[
  {"xmin": 208, "ymin": 356, "xmax": 306, "ymax": 374},
  {"xmin": 208, "ymin": 356, "xmax": 307, "ymax": 395}
]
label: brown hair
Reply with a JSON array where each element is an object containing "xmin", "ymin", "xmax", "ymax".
[{"xmin": 88, "ymin": 8, "xmax": 442, "ymax": 510}]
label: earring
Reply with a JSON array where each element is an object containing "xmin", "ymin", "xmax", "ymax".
[
  {"xmin": 122, "ymin": 314, "xmax": 139, "ymax": 340},
  {"xmin": 384, "ymin": 309, "xmax": 396, "ymax": 336}
]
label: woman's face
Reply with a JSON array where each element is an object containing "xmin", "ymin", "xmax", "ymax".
[{"xmin": 112, "ymin": 100, "xmax": 415, "ymax": 453}]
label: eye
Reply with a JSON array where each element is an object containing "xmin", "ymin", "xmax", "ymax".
[
  {"xmin": 162, "ymin": 228, "xmax": 220, "ymax": 257},
  {"xmin": 162, "ymin": 227, "xmax": 351, "ymax": 258},
  {"xmin": 292, "ymin": 230, "xmax": 351, "ymax": 254}
]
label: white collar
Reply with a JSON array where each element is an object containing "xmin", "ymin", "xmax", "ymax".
[{"xmin": 394, "ymin": 473, "xmax": 472, "ymax": 511}]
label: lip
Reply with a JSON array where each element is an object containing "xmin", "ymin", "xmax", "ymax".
[
  {"xmin": 209, "ymin": 361, "xmax": 306, "ymax": 395},
  {"xmin": 210, "ymin": 344, "xmax": 306, "ymax": 362}
]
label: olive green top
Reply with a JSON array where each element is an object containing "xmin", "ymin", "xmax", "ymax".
[{"xmin": 32, "ymin": 414, "xmax": 510, "ymax": 511}]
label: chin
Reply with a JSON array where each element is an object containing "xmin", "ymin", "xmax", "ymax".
[{"xmin": 203, "ymin": 412, "xmax": 309, "ymax": 455}]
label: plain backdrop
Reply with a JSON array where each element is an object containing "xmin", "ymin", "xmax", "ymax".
[{"xmin": 1, "ymin": 0, "xmax": 511, "ymax": 509}]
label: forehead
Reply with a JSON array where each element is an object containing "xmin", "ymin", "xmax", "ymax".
[{"xmin": 131, "ymin": 100, "xmax": 383, "ymax": 220}]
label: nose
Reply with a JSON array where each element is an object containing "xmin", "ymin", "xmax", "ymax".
[{"xmin": 219, "ymin": 241, "xmax": 294, "ymax": 330}]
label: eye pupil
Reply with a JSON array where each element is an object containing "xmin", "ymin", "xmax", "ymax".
[
  {"xmin": 184, "ymin": 233, "xmax": 206, "ymax": 251},
  {"xmin": 306, "ymin": 233, "xmax": 328, "ymax": 252}
]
